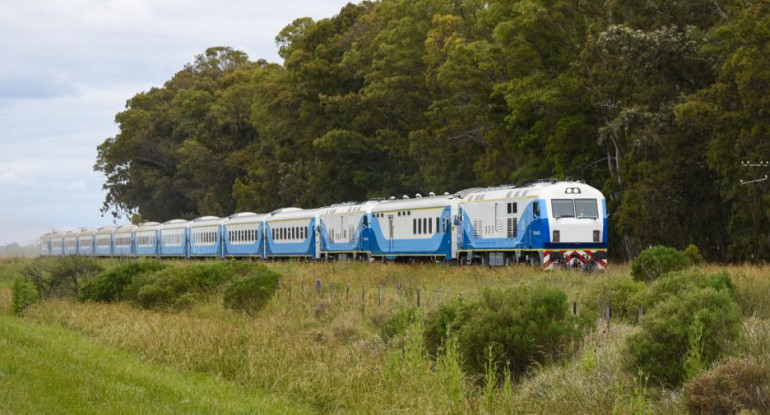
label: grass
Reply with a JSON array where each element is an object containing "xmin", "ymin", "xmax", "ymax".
[
  {"xmin": 0, "ymin": 258, "xmax": 31, "ymax": 289},
  {"xmin": 0, "ymin": 315, "xmax": 310, "ymax": 415},
  {"xmin": 5, "ymin": 259, "xmax": 770, "ymax": 414}
]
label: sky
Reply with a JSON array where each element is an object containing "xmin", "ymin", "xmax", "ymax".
[{"xmin": 0, "ymin": 0, "xmax": 356, "ymax": 246}]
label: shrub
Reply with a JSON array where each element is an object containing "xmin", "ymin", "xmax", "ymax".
[
  {"xmin": 631, "ymin": 246, "xmax": 690, "ymax": 283},
  {"xmin": 80, "ymin": 260, "xmax": 168, "ymax": 302},
  {"xmin": 423, "ymin": 300, "xmax": 465, "ymax": 358},
  {"xmin": 21, "ymin": 257, "xmax": 103, "ymax": 299},
  {"xmin": 424, "ymin": 285, "xmax": 594, "ymax": 379},
  {"xmin": 638, "ymin": 270, "xmax": 736, "ymax": 310},
  {"xmin": 11, "ymin": 278, "xmax": 39, "ymax": 314},
  {"xmin": 627, "ymin": 286, "xmax": 741, "ymax": 387},
  {"xmin": 379, "ymin": 305, "xmax": 419, "ymax": 343},
  {"xmin": 683, "ymin": 244, "xmax": 704, "ymax": 265},
  {"xmin": 583, "ymin": 276, "xmax": 646, "ymax": 323},
  {"xmin": 222, "ymin": 266, "xmax": 280, "ymax": 314},
  {"xmin": 685, "ymin": 358, "xmax": 770, "ymax": 414}
]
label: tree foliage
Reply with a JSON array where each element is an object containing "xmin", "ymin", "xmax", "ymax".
[{"xmin": 96, "ymin": 1, "xmax": 770, "ymax": 261}]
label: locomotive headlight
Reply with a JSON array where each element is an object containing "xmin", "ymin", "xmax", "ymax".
[
  {"xmin": 593, "ymin": 230, "xmax": 600, "ymax": 242},
  {"xmin": 553, "ymin": 230, "xmax": 560, "ymax": 242}
]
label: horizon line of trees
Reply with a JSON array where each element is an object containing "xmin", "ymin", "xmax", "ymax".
[{"xmin": 95, "ymin": 0, "xmax": 770, "ymax": 262}]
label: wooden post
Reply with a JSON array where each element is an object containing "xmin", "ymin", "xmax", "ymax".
[
  {"xmin": 361, "ymin": 285, "xmax": 366, "ymax": 315},
  {"xmin": 315, "ymin": 279, "xmax": 322, "ymax": 297},
  {"xmin": 397, "ymin": 283, "xmax": 403, "ymax": 296},
  {"xmin": 288, "ymin": 281, "xmax": 292, "ymax": 302},
  {"xmin": 605, "ymin": 301, "xmax": 611, "ymax": 331},
  {"xmin": 572, "ymin": 301, "xmax": 577, "ymax": 316},
  {"xmin": 378, "ymin": 285, "xmax": 382, "ymax": 308},
  {"xmin": 638, "ymin": 303, "xmax": 644, "ymax": 324},
  {"xmin": 301, "ymin": 280, "xmax": 305, "ymax": 298},
  {"xmin": 417, "ymin": 288, "xmax": 422, "ymax": 308},
  {"xmin": 346, "ymin": 284, "xmax": 351, "ymax": 301}
]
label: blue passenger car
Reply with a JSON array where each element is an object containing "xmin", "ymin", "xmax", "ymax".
[
  {"xmin": 264, "ymin": 208, "xmax": 320, "ymax": 259},
  {"xmin": 50, "ymin": 231, "xmax": 65, "ymax": 256},
  {"xmin": 369, "ymin": 194, "xmax": 458, "ymax": 260},
  {"xmin": 78, "ymin": 228, "xmax": 96, "ymax": 256},
  {"xmin": 135, "ymin": 222, "xmax": 160, "ymax": 257},
  {"xmin": 222, "ymin": 212, "xmax": 266, "ymax": 259},
  {"xmin": 94, "ymin": 226, "xmax": 115, "ymax": 257},
  {"xmin": 188, "ymin": 216, "xmax": 223, "ymax": 258},
  {"xmin": 159, "ymin": 219, "xmax": 188, "ymax": 257},
  {"xmin": 318, "ymin": 201, "xmax": 379, "ymax": 261},
  {"xmin": 112, "ymin": 224, "xmax": 137, "ymax": 257}
]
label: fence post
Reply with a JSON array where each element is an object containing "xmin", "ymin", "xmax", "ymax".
[
  {"xmin": 460, "ymin": 292, "xmax": 464, "ymax": 301},
  {"xmin": 397, "ymin": 283, "xmax": 403, "ymax": 296},
  {"xmin": 301, "ymin": 280, "xmax": 305, "ymax": 298},
  {"xmin": 637, "ymin": 303, "xmax": 644, "ymax": 324},
  {"xmin": 417, "ymin": 288, "xmax": 422, "ymax": 308},
  {"xmin": 605, "ymin": 301, "xmax": 611, "ymax": 331},
  {"xmin": 572, "ymin": 301, "xmax": 577, "ymax": 316},
  {"xmin": 315, "ymin": 279, "xmax": 322, "ymax": 297},
  {"xmin": 288, "ymin": 281, "xmax": 292, "ymax": 302},
  {"xmin": 378, "ymin": 286, "xmax": 382, "ymax": 308},
  {"xmin": 346, "ymin": 284, "xmax": 351, "ymax": 301},
  {"xmin": 361, "ymin": 285, "xmax": 366, "ymax": 315}
]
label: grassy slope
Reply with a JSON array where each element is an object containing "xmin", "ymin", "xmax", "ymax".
[{"xmin": 0, "ymin": 315, "xmax": 310, "ymax": 415}]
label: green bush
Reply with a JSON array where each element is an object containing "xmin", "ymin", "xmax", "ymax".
[
  {"xmin": 683, "ymin": 244, "xmax": 704, "ymax": 265},
  {"xmin": 637, "ymin": 270, "xmax": 736, "ymax": 310},
  {"xmin": 423, "ymin": 285, "xmax": 594, "ymax": 379},
  {"xmin": 627, "ymin": 285, "xmax": 741, "ymax": 387},
  {"xmin": 631, "ymin": 246, "xmax": 691, "ymax": 283},
  {"xmin": 128, "ymin": 261, "xmax": 263, "ymax": 310},
  {"xmin": 80, "ymin": 260, "xmax": 168, "ymax": 302},
  {"xmin": 583, "ymin": 276, "xmax": 646, "ymax": 323},
  {"xmin": 685, "ymin": 358, "xmax": 770, "ymax": 414},
  {"xmin": 379, "ymin": 305, "xmax": 419, "ymax": 343},
  {"xmin": 423, "ymin": 300, "xmax": 466, "ymax": 358},
  {"xmin": 222, "ymin": 267, "xmax": 280, "ymax": 314},
  {"xmin": 11, "ymin": 278, "xmax": 39, "ymax": 314},
  {"xmin": 21, "ymin": 257, "xmax": 103, "ymax": 299}
]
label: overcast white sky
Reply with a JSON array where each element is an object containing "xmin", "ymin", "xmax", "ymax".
[{"xmin": 0, "ymin": 0, "xmax": 356, "ymax": 245}]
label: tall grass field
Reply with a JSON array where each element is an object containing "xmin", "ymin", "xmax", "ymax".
[{"xmin": 1, "ymin": 255, "xmax": 769, "ymax": 414}]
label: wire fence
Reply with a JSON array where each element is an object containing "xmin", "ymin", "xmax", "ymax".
[{"xmin": 275, "ymin": 278, "xmax": 645, "ymax": 328}]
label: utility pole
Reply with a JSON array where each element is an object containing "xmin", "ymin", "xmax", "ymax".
[{"xmin": 740, "ymin": 161, "xmax": 769, "ymax": 262}]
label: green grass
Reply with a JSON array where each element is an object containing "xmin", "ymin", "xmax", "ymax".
[
  {"xmin": 0, "ymin": 315, "xmax": 311, "ymax": 415},
  {"xmin": 0, "ymin": 258, "xmax": 31, "ymax": 289}
]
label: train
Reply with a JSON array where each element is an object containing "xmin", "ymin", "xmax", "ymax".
[{"xmin": 38, "ymin": 179, "xmax": 608, "ymax": 270}]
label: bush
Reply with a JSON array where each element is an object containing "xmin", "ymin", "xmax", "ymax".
[
  {"xmin": 222, "ymin": 266, "xmax": 279, "ymax": 314},
  {"xmin": 80, "ymin": 260, "xmax": 168, "ymax": 302},
  {"xmin": 685, "ymin": 358, "xmax": 770, "ymax": 414},
  {"xmin": 423, "ymin": 285, "xmax": 594, "ymax": 379},
  {"xmin": 631, "ymin": 246, "xmax": 691, "ymax": 283},
  {"xmin": 627, "ymin": 285, "xmax": 741, "ymax": 387},
  {"xmin": 11, "ymin": 278, "xmax": 39, "ymax": 314},
  {"xmin": 683, "ymin": 244, "xmax": 704, "ymax": 265},
  {"xmin": 583, "ymin": 276, "xmax": 646, "ymax": 323},
  {"xmin": 379, "ymin": 305, "xmax": 419, "ymax": 343},
  {"xmin": 638, "ymin": 270, "xmax": 736, "ymax": 311},
  {"xmin": 21, "ymin": 257, "xmax": 103, "ymax": 299},
  {"xmin": 423, "ymin": 300, "xmax": 466, "ymax": 358}
]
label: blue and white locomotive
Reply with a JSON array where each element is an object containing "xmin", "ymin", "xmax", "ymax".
[{"xmin": 38, "ymin": 179, "xmax": 608, "ymax": 270}]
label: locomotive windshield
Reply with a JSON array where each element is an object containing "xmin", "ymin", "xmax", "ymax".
[
  {"xmin": 551, "ymin": 199, "xmax": 599, "ymax": 219},
  {"xmin": 551, "ymin": 200, "xmax": 575, "ymax": 218},
  {"xmin": 575, "ymin": 199, "xmax": 599, "ymax": 218}
]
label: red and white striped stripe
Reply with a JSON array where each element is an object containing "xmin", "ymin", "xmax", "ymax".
[{"xmin": 543, "ymin": 250, "xmax": 607, "ymax": 270}]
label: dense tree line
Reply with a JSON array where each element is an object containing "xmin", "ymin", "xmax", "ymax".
[{"xmin": 95, "ymin": 0, "xmax": 770, "ymax": 262}]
